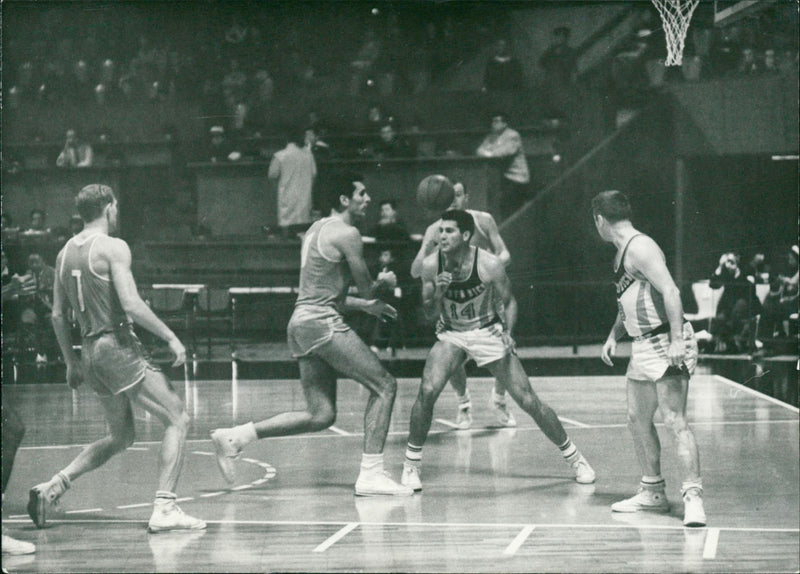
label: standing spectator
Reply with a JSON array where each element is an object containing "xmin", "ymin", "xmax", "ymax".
[
  {"xmin": 368, "ymin": 248, "xmax": 405, "ymax": 356},
  {"xmin": 269, "ymin": 126, "xmax": 317, "ymax": 238},
  {"xmin": 56, "ymin": 129, "xmax": 94, "ymax": 168},
  {"xmin": 540, "ymin": 26, "xmax": 578, "ymax": 87},
  {"xmin": 483, "ymin": 38, "xmax": 523, "ymax": 91},
  {"xmin": 476, "ymin": 112, "xmax": 530, "ymax": 220},
  {"xmin": 709, "ymin": 251, "xmax": 762, "ymax": 353}
]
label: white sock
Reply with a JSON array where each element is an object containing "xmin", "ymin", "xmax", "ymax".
[
  {"xmin": 457, "ymin": 390, "xmax": 471, "ymax": 405},
  {"xmin": 154, "ymin": 491, "xmax": 176, "ymax": 506},
  {"xmin": 360, "ymin": 453, "xmax": 384, "ymax": 473},
  {"xmin": 234, "ymin": 422, "xmax": 258, "ymax": 447}
]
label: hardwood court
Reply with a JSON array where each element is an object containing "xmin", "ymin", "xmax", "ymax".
[{"xmin": 2, "ymin": 371, "xmax": 798, "ymax": 573}]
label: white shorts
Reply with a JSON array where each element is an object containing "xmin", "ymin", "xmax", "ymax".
[
  {"xmin": 627, "ymin": 322, "xmax": 698, "ymax": 382},
  {"xmin": 436, "ymin": 322, "xmax": 509, "ymax": 367}
]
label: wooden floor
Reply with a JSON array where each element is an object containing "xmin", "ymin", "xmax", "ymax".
[{"xmin": 2, "ymin": 369, "xmax": 798, "ymax": 573}]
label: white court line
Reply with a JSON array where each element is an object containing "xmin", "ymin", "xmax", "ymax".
[
  {"xmin": 2, "ymin": 517, "xmax": 796, "ymax": 534},
  {"xmin": 126, "ymin": 447, "xmax": 149, "ymax": 451},
  {"xmin": 703, "ymin": 528, "xmax": 720, "ymax": 559},
  {"xmin": 435, "ymin": 418, "xmax": 461, "ymax": 429},
  {"xmin": 328, "ymin": 426, "xmax": 352, "ymax": 436},
  {"xmin": 116, "ymin": 502, "xmax": 152, "ymax": 509},
  {"xmin": 65, "ymin": 508, "xmax": 103, "ymax": 514},
  {"xmin": 313, "ymin": 522, "xmax": 359, "ymax": 553},
  {"xmin": 503, "ymin": 525, "xmax": 535, "ymax": 555},
  {"xmin": 558, "ymin": 417, "xmax": 590, "ymax": 428},
  {"xmin": 714, "ymin": 375, "xmax": 799, "ymax": 413},
  {"xmin": 199, "ymin": 491, "xmax": 225, "ymax": 498},
  {"xmin": 192, "ymin": 450, "xmax": 215, "ymax": 457}
]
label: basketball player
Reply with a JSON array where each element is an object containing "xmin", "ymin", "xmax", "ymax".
[
  {"xmin": 211, "ymin": 173, "xmax": 412, "ymax": 496},
  {"xmin": 402, "ymin": 209, "xmax": 595, "ymax": 491},
  {"xmin": 411, "ymin": 182, "xmax": 514, "ymax": 429},
  {"xmin": 28, "ymin": 184, "xmax": 206, "ymax": 533},
  {"xmin": 592, "ymin": 190, "xmax": 706, "ymax": 527},
  {"xmin": 2, "ymin": 406, "xmax": 36, "ymax": 556}
]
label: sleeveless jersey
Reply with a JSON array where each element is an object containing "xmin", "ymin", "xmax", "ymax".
[
  {"xmin": 58, "ymin": 233, "xmax": 129, "ymax": 338},
  {"xmin": 437, "ymin": 247, "xmax": 498, "ymax": 333},
  {"xmin": 295, "ymin": 217, "xmax": 349, "ymax": 311},
  {"xmin": 614, "ymin": 234, "xmax": 668, "ymax": 338}
]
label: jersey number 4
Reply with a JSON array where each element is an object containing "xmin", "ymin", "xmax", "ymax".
[
  {"xmin": 450, "ymin": 302, "xmax": 475, "ymax": 320},
  {"xmin": 72, "ymin": 270, "xmax": 86, "ymax": 312}
]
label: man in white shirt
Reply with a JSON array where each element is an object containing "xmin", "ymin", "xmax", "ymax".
[
  {"xmin": 269, "ymin": 126, "xmax": 317, "ymax": 238},
  {"xmin": 476, "ymin": 113, "xmax": 530, "ymax": 220}
]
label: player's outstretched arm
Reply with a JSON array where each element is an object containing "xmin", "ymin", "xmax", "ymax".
[
  {"xmin": 105, "ymin": 238, "xmax": 186, "ymax": 366},
  {"xmin": 51, "ymin": 251, "xmax": 83, "ymax": 387},
  {"xmin": 410, "ymin": 222, "xmax": 439, "ymax": 279}
]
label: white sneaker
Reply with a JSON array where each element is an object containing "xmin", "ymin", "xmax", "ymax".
[
  {"xmin": 456, "ymin": 401, "xmax": 472, "ymax": 430},
  {"xmin": 611, "ymin": 487, "xmax": 670, "ymax": 513},
  {"xmin": 2, "ymin": 534, "xmax": 36, "ymax": 555},
  {"xmin": 355, "ymin": 470, "xmax": 414, "ymax": 497},
  {"xmin": 683, "ymin": 491, "xmax": 707, "ymax": 527},
  {"xmin": 210, "ymin": 428, "xmax": 241, "ymax": 484},
  {"xmin": 27, "ymin": 477, "xmax": 67, "ymax": 528},
  {"xmin": 148, "ymin": 501, "xmax": 207, "ymax": 533},
  {"xmin": 491, "ymin": 390, "xmax": 517, "ymax": 427},
  {"xmin": 569, "ymin": 453, "xmax": 596, "ymax": 484},
  {"xmin": 401, "ymin": 464, "xmax": 422, "ymax": 492}
]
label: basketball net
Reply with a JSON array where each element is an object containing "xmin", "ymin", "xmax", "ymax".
[{"xmin": 651, "ymin": 0, "xmax": 700, "ymax": 66}]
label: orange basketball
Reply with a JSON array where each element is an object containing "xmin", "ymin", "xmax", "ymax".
[{"xmin": 416, "ymin": 174, "xmax": 455, "ymax": 212}]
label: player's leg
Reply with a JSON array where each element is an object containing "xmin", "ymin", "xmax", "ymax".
[
  {"xmin": 127, "ymin": 369, "xmax": 205, "ymax": 532},
  {"xmin": 611, "ymin": 379, "xmax": 670, "ymax": 513},
  {"xmin": 2, "ymin": 403, "xmax": 36, "ymax": 555},
  {"xmin": 403, "ymin": 341, "xmax": 466, "ymax": 491},
  {"xmin": 486, "ymin": 353, "xmax": 595, "ymax": 483},
  {"xmin": 28, "ymin": 393, "xmax": 134, "ymax": 528},
  {"xmin": 490, "ymin": 378, "xmax": 516, "ymax": 427},
  {"xmin": 313, "ymin": 330, "xmax": 412, "ymax": 495},
  {"xmin": 656, "ymin": 372, "xmax": 705, "ymax": 526},
  {"xmin": 448, "ymin": 363, "xmax": 473, "ymax": 429}
]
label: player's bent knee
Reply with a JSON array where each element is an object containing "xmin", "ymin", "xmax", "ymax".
[{"xmin": 309, "ymin": 409, "xmax": 336, "ymax": 431}]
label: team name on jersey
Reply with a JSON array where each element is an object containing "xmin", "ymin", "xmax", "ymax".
[
  {"xmin": 446, "ymin": 283, "xmax": 486, "ymax": 303},
  {"xmin": 615, "ymin": 272, "xmax": 635, "ymax": 297}
]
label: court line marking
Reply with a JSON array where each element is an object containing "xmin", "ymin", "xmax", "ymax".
[
  {"xmin": 313, "ymin": 522, "xmax": 359, "ymax": 552},
  {"xmin": 558, "ymin": 416, "xmax": 590, "ymax": 428},
  {"xmin": 64, "ymin": 508, "xmax": 103, "ymax": 514},
  {"xmin": 2, "ymin": 517, "xmax": 796, "ymax": 534},
  {"xmin": 703, "ymin": 527, "xmax": 720, "ymax": 559},
  {"xmin": 504, "ymin": 525, "xmax": 535, "ymax": 555},
  {"xmin": 435, "ymin": 418, "xmax": 461, "ymax": 429},
  {"xmin": 328, "ymin": 426, "xmax": 352, "ymax": 436},
  {"xmin": 714, "ymin": 375, "xmax": 799, "ymax": 413}
]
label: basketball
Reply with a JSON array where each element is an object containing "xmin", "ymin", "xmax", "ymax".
[{"xmin": 416, "ymin": 174, "xmax": 455, "ymax": 212}]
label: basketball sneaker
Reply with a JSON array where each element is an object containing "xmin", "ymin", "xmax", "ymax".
[
  {"xmin": 27, "ymin": 473, "xmax": 69, "ymax": 528},
  {"xmin": 490, "ymin": 389, "xmax": 517, "ymax": 427},
  {"xmin": 401, "ymin": 464, "xmax": 423, "ymax": 492},
  {"xmin": 355, "ymin": 470, "xmax": 413, "ymax": 497},
  {"xmin": 2, "ymin": 533, "xmax": 36, "ymax": 555},
  {"xmin": 210, "ymin": 428, "xmax": 242, "ymax": 484},
  {"xmin": 682, "ymin": 489, "xmax": 707, "ymax": 527},
  {"xmin": 148, "ymin": 500, "xmax": 207, "ymax": 533},
  {"xmin": 569, "ymin": 453, "xmax": 596, "ymax": 484},
  {"xmin": 611, "ymin": 486, "xmax": 670, "ymax": 513},
  {"xmin": 456, "ymin": 401, "xmax": 472, "ymax": 430}
]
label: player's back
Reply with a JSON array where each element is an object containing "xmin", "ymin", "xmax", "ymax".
[
  {"xmin": 295, "ymin": 217, "xmax": 348, "ymax": 310},
  {"xmin": 58, "ymin": 233, "xmax": 128, "ymax": 338}
]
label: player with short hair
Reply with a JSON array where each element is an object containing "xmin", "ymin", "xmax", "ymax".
[
  {"xmin": 402, "ymin": 209, "xmax": 595, "ymax": 491},
  {"xmin": 28, "ymin": 184, "xmax": 206, "ymax": 533},
  {"xmin": 592, "ymin": 189, "xmax": 706, "ymax": 527},
  {"xmin": 411, "ymin": 182, "xmax": 514, "ymax": 429},
  {"xmin": 211, "ymin": 172, "xmax": 412, "ymax": 497}
]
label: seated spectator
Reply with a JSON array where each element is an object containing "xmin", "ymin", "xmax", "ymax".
[
  {"xmin": 56, "ymin": 128, "xmax": 94, "ymax": 168},
  {"xmin": 484, "ymin": 38, "xmax": 523, "ymax": 91},
  {"xmin": 746, "ymin": 252, "xmax": 770, "ymax": 284},
  {"xmin": 476, "ymin": 112, "xmax": 530, "ymax": 220},
  {"xmin": 2, "ymin": 213, "xmax": 20, "ymax": 238},
  {"xmin": 709, "ymin": 251, "xmax": 762, "ymax": 353},
  {"xmin": 206, "ymin": 125, "xmax": 238, "ymax": 163},
  {"xmin": 372, "ymin": 123, "xmax": 413, "ymax": 159},
  {"xmin": 2, "ymin": 250, "xmax": 23, "ymax": 332},
  {"xmin": 368, "ymin": 248, "xmax": 405, "ymax": 356},
  {"xmin": 760, "ymin": 245, "xmax": 799, "ymax": 341},
  {"xmin": 369, "ymin": 199, "xmax": 410, "ymax": 244},
  {"xmin": 19, "ymin": 252, "xmax": 56, "ymax": 362},
  {"xmin": 23, "ymin": 209, "xmax": 51, "ymax": 236},
  {"xmin": 540, "ymin": 26, "xmax": 578, "ymax": 87}
]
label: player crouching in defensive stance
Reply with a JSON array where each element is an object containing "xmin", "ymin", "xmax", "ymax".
[
  {"xmin": 592, "ymin": 190, "xmax": 706, "ymax": 527},
  {"xmin": 28, "ymin": 184, "xmax": 205, "ymax": 533},
  {"xmin": 401, "ymin": 209, "xmax": 595, "ymax": 491}
]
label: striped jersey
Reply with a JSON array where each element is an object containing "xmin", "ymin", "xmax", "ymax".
[
  {"xmin": 436, "ymin": 247, "xmax": 498, "ymax": 333},
  {"xmin": 295, "ymin": 217, "xmax": 349, "ymax": 311},
  {"xmin": 614, "ymin": 234, "xmax": 668, "ymax": 337},
  {"xmin": 58, "ymin": 233, "xmax": 129, "ymax": 338}
]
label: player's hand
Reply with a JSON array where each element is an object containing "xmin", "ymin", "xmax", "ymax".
[
  {"xmin": 168, "ymin": 337, "xmax": 187, "ymax": 367},
  {"xmin": 66, "ymin": 361, "xmax": 84, "ymax": 389},
  {"xmin": 435, "ymin": 272, "xmax": 452, "ymax": 292},
  {"xmin": 667, "ymin": 338, "xmax": 685, "ymax": 367},
  {"xmin": 601, "ymin": 338, "xmax": 616, "ymax": 367},
  {"xmin": 377, "ymin": 270, "xmax": 397, "ymax": 289},
  {"xmin": 364, "ymin": 299, "xmax": 398, "ymax": 322},
  {"xmin": 501, "ymin": 332, "xmax": 517, "ymax": 355}
]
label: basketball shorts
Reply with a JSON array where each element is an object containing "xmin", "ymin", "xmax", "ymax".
[
  {"xmin": 627, "ymin": 322, "xmax": 698, "ymax": 382},
  {"xmin": 287, "ymin": 305, "xmax": 351, "ymax": 358},
  {"xmin": 436, "ymin": 322, "xmax": 509, "ymax": 367},
  {"xmin": 82, "ymin": 327, "xmax": 159, "ymax": 397}
]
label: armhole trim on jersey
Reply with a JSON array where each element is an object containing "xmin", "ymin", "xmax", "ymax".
[
  {"xmin": 316, "ymin": 219, "xmax": 344, "ymax": 263},
  {"xmin": 58, "ymin": 239, "xmax": 72, "ymax": 279},
  {"xmin": 87, "ymin": 235, "xmax": 111, "ymax": 282},
  {"xmin": 615, "ymin": 233, "xmax": 646, "ymax": 275},
  {"xmin": 469, "ymin": 210, "xmax": 488, "ymax": 243},
  {"xmin": 475, "ymin": 248, "xmax": 490, "ymax": 285}
]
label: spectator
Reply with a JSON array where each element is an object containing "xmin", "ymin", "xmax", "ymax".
[
  {"xmin": 268, "ymin": 126, "xmax": 317, "ymax": 238},
  {"xmin": 19, "ymin": 252, "xmax": 56, "ymax": 363},
  {"xmin": 24, "ymin": 209, "xmax": 51, "ymax": 236},
  {"xmin": 483, "ymin": 38, "xmax": 523, "ymax": 91},
  {"xmin": 709, "ymin": 251, "xmax": 762, "ymax": 353},
  {"xmin": 68, "ymin": 214, "xmax": 84, "ymax": 236},
  {"xmin": 369, "ymin": 199, "xmax": 410, "ymax": 244},
  {"xmin": 540, "ymin": 26, "xmax": 578, "ymax": 87},
  {"xmin": 760, "ymin": 245, "xmax": 799, "ymax": 341},
  {"xmin": 206, "ymin": 125, "xmax": 238, "ymax": 163},
  {"xmin": 476, "ymin": 112, "xmax": 530, "ymax": 220},
  {"xmin": 746, "ymin": 252, "xmax": 770, "ymax": 284},
  {"xmin": 2, "ymin": 250, "xmax": 23, "ymax": 332},
  {"xmin": 373, "ymin": 123, "xmax": 413, "ymax": 159},
  {"xmin": 56, "ymin": 128, "xmax": 94, "ymax": 168}
]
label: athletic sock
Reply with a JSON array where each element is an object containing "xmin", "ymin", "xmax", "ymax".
[
  {"xmin": 558, "ymin": 438, "xmax": 579, "ymax": 462},
  {"xmin": 641, "ymin": 476, "xmax": 666, "ymax": 491},
  {"xmin": 405, "ymin": 443, "xmax": 422, "ymax": 468},
  {"xmin": 48, "ymin": 471, "xmax": 71, "ymax": 498},
  {"xmin": 154, "ymin": 491, "xmax": 177, "ymax": 505},
  {"xmin": 681, "ymin": 478, "xmax": 703, "ymax": 497},
  {"xmin": 360, "ymin": 453, "xmax": 384, "ymax": 474},
  {"xmin": 233, "ymin": 422, "xmax": 258, "ymax": 447}
]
